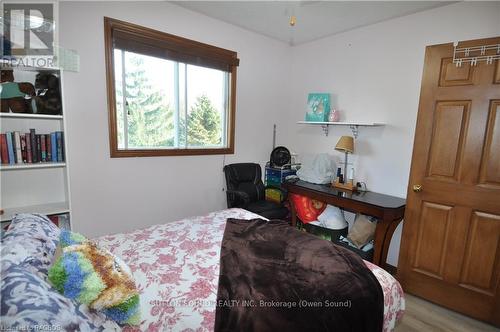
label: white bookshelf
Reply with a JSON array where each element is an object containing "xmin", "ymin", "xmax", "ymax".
[
  {"xmin": 1, "ymin": 201, "xmax": 69, "ymax": 222},
  {"xmin": 0, "ymin": 162, "xmax": 66, "ymax": 171},
  {"xmin": 1, "ymin": 66, "xmax": 71, "ymax": 226},
  {"xmin": 297, "ymin": 121, "xmax": 385, "ymax": 137},
  {"xmin": 0, "ymin": 113, "xmax": 63, "ymax": 120}
]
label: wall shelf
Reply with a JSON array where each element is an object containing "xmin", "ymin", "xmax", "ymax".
[
  {"xmin": 297, "ymin": 121, "xmax": 384, "ymax": 138},
  {"xmin": 1, "ymin": 201, "xmax": 69, "ymax": 222},
  {"xmin": 0, "ymin": 113, "xmax": 63, "ymax": 120},
  {"xmin": 0, "ymin": 162, "xmax": 66, "ymax": 171}
]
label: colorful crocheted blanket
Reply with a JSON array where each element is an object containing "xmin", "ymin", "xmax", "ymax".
[{"xmin": 48, "ymin": 230, "xmax": 140, "ymax": 325}]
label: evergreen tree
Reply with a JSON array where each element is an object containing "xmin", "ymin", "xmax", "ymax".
[
  {"xmin": 121, "ymin": 55, "xmax": 174, "ymax": 148},
  {"xmin": 185, "ymin": 95, "xmax": 222, "ymax": 146},
  {"xmin": 115, "ymin": 54, "xmax": 221, "ymax": 148}
]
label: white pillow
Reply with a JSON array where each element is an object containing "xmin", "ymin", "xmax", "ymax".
[{"xmin": 317, "ymin": 205, "xmax": 348, "ymax": 230}]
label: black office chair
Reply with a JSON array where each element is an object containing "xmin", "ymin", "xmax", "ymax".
[{"xmin": 223, "ymin": 163, "xmax": 289, "ymax": 219}]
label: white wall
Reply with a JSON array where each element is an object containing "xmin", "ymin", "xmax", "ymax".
[
  {"xmin": 284, "ymin": 1, "xmax": 500, "ymax": 266},
  {"xmin": 59, "ymin": 2, "xmax": 291, "ymax": 237}
]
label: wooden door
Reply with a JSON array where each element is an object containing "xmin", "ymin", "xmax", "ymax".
[{"xmin": 398, "ymin": 36, "xmax": 500, "ymax": 327}]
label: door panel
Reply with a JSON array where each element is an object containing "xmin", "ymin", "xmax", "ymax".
[
  {"xmin": 413, "ymin": 202, "xmax": 452, "ymax": 278},
  {"xmin": 479, "ymin": 101, "xmax": 500, "ymax": 187},
  {"xmin": 398, "ymin": 37, "xmax": 500, "ymax": 326},
  {"xmin": 427, "ymin": 101, "xmax": 470, "ymax": 180},
  {"xmin": 460, "ymin": 211, "xmax": 500, "ymax": 296},
  {"xmin": 439, "ymin": 57, "xmax": 475, "ymax": 86}
]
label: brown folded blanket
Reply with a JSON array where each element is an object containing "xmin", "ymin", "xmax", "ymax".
[{"xmin": 214, "ymin": 218, "xmax": 384, "ymax": 332}]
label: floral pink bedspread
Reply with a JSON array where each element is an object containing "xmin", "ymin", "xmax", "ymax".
[{"xmin": 96, "ymin": 208, "xmax": 404, "ymax": 332}]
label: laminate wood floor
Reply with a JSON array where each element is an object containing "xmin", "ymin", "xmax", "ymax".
[{"xmin": 395, "ymin": 294, "xmax": 499, "ymax": 332}]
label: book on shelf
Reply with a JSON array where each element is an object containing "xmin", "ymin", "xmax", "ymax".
[
  {"xmin": 14, "ymin": 132, "xmax": 22, "ymax": 164},
  {"xmin": 36, "ymin": 135, "xmax": 42, "ymax": 162},
  {"xmin": 6, "ymin": 133, "xmax": 15, "ymax": 165},
  {"xmin": 48, "ymin": 213, "xmax": 71, "ymax": 230},
  {"xmin": 46, "ymin": 134, "xmax": 52, "ymax": 161},
  {"xmin": 20, "ymin": 135, "xmax": 27, "ymax": 163},
  {"xmin": 41, "ymin": 134, "xmax": 46, "ymax": 162},
  {"xmin": 57, "ymin": 131, "xmax": 63, "ymax": 162},
  {"xmin": 51, "ymin": 133, "xmax": 57, "ymax": 163},
  {"xmin": 25, "ymin": 133, "xmax": 32, "ymax": 163},
  {"xmin": 61, "ymin": 132, "xmax": 65, "ymax": 162},
  {"xmin": 30, "ymin": 129, "xmax": 38, "ymax": 163},
  {"xmin": 0, "ymin": 134, "xmax": 8, "ymax": 164},
  {"xmin": 0, "ymin": 129, "xmax": 65, "ymax": 166}
]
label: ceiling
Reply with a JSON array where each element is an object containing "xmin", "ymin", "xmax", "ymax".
[{"xmin": 174, "ymin": 1, "xmax": 455, "ymax": 45}]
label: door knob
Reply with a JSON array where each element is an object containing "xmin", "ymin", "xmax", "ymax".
[{"xmin": 413, "ymin": 184, "xmax": 423, "ymax": 192}]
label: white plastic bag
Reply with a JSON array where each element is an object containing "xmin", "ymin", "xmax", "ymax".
[
  {"xmin": 296, "ymin": 153, "xmax": 335, "ymax": 184},
  {"xmin": 317, "ymin": 205, "xmax": 348, "ymax": 230}
]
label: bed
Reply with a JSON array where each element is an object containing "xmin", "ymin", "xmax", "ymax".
[{"xmin": 94, "ymin": 208, "xmax": 405, "ymax": 332}]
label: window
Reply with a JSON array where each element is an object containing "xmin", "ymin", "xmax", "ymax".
[{"xmin": 104, "ymin": 17, "xmax": 239, "ymax": 157}]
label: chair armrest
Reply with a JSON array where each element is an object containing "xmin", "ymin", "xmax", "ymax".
[{"xmin": 226, "ymin": 190, "xmax": 251, "ymax": 208}]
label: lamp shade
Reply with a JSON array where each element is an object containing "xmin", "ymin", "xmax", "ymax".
[{"xmin": 335, "ymin": 136, "xmax": 354, "ymax": 153}]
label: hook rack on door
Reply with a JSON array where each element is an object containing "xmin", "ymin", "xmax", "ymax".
[{"xmin": 453, "ymin": 42, "xmax": 500, "ymax": 67}]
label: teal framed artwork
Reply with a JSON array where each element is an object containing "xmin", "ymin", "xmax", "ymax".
[{"xmin": 306, "ymin": 93, "xmax": 330, "ymax": 122}]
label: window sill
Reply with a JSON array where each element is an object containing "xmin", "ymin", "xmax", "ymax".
[{"xmin": 110, "ymin": 147, "xmax": 234, "ymax": 158}]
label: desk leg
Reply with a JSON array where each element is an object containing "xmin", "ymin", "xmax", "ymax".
[
  {"xmin": 373, "ymin": 221, "xmax": 390, "ymax": 266},
  {"xmin": 289, "ymin": 196, "xmax": 297, "ymax": 227},
  {"xmin": 373, "ymin": 218, "xmax": 403, "ymax": 268},
  {"xmin": 380, "ymin": 219, "xmax": 403, "ymax": 268}
]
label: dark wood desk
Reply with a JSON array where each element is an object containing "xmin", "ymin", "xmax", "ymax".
[{"xmin": 283, "ymin": 180, "xmax": 406, "ymax": 268}]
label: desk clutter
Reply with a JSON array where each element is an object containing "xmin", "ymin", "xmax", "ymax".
[
  {"xmin": 265, "ymin": 167, "xmax": 296, "ymax": 203},
  {"xmin": 284, "ymin": 180, "xmax": 406, "ymax": 266},
  {"xmin": 291, "ymin": 194, "xmax": 377, "ymax": 260},
  {"xmin": 291, "ymin": 151, "xmax": 357, "ymax": 191},
  {"xmin": 265, "ymin": 145, "xmax": 300, "ymax": 203},
  {"xmin": 296, "ymin": 153, "xmax": 334, "ymax": 184}
]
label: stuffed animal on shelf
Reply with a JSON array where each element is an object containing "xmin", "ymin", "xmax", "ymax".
[
  {"xmin": 0, "ymin": 70, "xmax": 36, "ymax": 113},
  {"xmin": 33, "ymin": 73, "xmax": 62, "ymax": 115}
]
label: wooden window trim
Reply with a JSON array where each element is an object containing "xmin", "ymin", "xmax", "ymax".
[{"xmin": 104, "ymin": 17, "xmax": 238, "ymax": 158}]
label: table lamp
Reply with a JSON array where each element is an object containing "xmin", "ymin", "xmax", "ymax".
[{"xmin": 333, "ymin": 135, "xmax": 356, "ymax": 191}]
